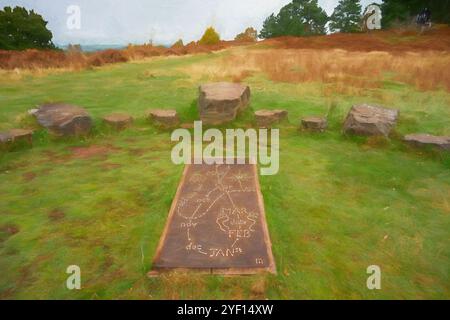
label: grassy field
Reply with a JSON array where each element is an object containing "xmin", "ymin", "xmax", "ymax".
[{"xmin": 0, "ymin": 45, "xmax": 449, "ymax": 299}]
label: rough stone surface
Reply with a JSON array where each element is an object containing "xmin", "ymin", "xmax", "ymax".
[
  {"xmin": 198, "ymin": 82, "xmax": 251, "ymax": 125},
  {"xmin": 0, "ymin": 129, "xmax": 33, "ymax": 149},
  {"xmin": 152, "ymin": 163, "xmax": 276, "ymax": 274},
  {"xmin": 343, "ymin": 104, "xmax": 399, "ymax": 137},
  {"xmin": 255, "ymin": 109, "xmax": 288, "ymax": 127},
  {"xmin": 404, "ymin": 134, "xmax": 450, "ymax": 151},
  {"xmin": 33, "ymin": 103, "xmax": 92, "ymax": 136},
  {"xmin": 301, "ymin": 117, "xmax": 328, "ymax": 132},
  {"xmin": 148, "ymin": 109, "xmax": 180, "ymax": 128},
  {"xmin": 103, "ymin": 113, "xmax": 133, "ymax": 130},
  {"xmin": 0, "ymin": 133, "xmax": 9, "ymax": 145}
]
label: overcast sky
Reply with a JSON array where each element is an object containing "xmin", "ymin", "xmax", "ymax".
[{"xmin": 0, "ymin": 0, "xmax": 382, "ymax": 45}]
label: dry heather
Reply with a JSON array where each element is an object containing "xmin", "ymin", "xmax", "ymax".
[
  {"xmin": 178, "ymin": 26, "xmax": 450, "ymax": 92},
  {"xmin": 1, "ymin": 26, "xmax": 449, "ymax": 92},
  {"xmin": 265, "ymin": 24, "xmax": 450, "ymax": 52},
  {"xmin": 232, "ymin": 49, "xmax": 449, "ymax": 91},
  {"xmin": 0, "ymin": 41, "xmax": 233, "ymax": 70},
  {"xmin": 178, "ymin": 46, "xmax": 449, "ymax": 93}
]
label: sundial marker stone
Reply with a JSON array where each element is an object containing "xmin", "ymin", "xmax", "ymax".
[{"xmin": 151, "ymin": 162, "xmax": 276, "ymax": 275}]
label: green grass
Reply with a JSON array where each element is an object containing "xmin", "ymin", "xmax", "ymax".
[{"xmin": 0, "ymin": 50, "xmax": 449, "ymax": 299}]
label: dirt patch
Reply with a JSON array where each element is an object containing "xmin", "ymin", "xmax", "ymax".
[
  {"xmin": 128, "ymin": 148, "xmax": 148, "ymax": 156},
  {"xmin": 180, "ymin": 123, "xmax": 194, "ymax": 129},
  {"xmin": 101, "ymin": 245, "xmax": 114, "ymax": 272},
  {"xmin": 302, "ymin": 234, "xmax": 324, "ymax": 243},
  {"xmin": 22, "ymin": 172, "xmax": 37, "ymax": 182},
  {"xmin": 41, "ymin": 150, "xmax": 71, "ymax": 164},
  {"xmin": 48, "ymin": 209, "xmax": 65, "ymax": 221},
  {"xmin": 362, "ymin": 136, "xmax": 390, "ymax": 150},
  {"xmin": 159, "ymin": 272, "xmax": 207, "ymax": 299},
  {"xmin": 0, "ymin": 224, "xmax": 20, "ymax": 242},
  {"xmin": 101, "ymin": 163, "xmax": 122, "ymax": 170},
  {"xmin": 70, "ymin": 144, "xmax": 118, "ymax": 159},
  {"xmin": 250, "ymin": 277, "xmax": 267, "ymax": 299}
]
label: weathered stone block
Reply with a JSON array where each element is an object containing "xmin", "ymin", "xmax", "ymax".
[
  {"xmin": 343, "ymin": 104, "xmax": 399, "ymax": 137},
  {"xmin": 255, "ymin": 109, "xmax": 288, "ymax": 127},
  {"xmin": 32, "ymin": 103, "xmax": 92, "ymax": 136},
  {"xmin": 148, "ymin": 109, "xmax": 180, "ymax": 128},
  {"xmin": 198, "ymin": 82, "xmax": 250, "ymax": 125},
  {"xmin": 404, "ymin": 133, "xmax": 450, "ymax": 151},
  {"xmin": 103, "ymin": 113, "xmax": 133, "ymax": 130},
  {"xmin": 301, "ymin": 117, "xmax": 328, "ymax": 132}
]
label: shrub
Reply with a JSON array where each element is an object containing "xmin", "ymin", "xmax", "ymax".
[
  {"xmin": 0, "ymin": 49, "xmax": 67, "ymax": 69},
  {"xmin": 199, "ymin": 27, "xmax": 220, "ymax": 45},
  {"xmin": 235, "ymin": 27, "xmax": 258, "ymax": 42},
  {"xmin": 259, "ymin": 0, "xmax": 328, "ymax": 38},
  {"xmin": 88, "ymin": 49, "xmax": 128, "ymax": 67},
  {"xmin": 171, "ymin": 39, "xmax": 184, "ymax": 48}
]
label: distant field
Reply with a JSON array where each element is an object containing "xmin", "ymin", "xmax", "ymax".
[{"xmin": 0, "ymin": 33, "xmax": 449, "ymax": 299}]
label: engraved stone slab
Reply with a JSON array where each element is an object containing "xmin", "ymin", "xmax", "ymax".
[{"xmin": 152, "ymin": 163, "xmax": 276, "ymax": 274}]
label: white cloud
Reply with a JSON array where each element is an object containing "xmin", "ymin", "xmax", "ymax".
[{"xmin": 0, "ymin": 0, "xmax": 382, "ymax": 45}]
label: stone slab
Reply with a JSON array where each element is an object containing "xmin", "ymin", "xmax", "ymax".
[
  {"xmin": 198, "ymin": 82, "xmax": 250, "ymax": 125},
  {"xmin": 301, "ymin": 117, "xmax": 328, "ymax": 132},
  {"xmin": 0, "ymin": 129, "xmax": 33, "ymax": 149},
  {"xmin": 255, "ymin": 109, "xmax": 288, "ymax": 127},
  {"xmin": 148, "ymin": 109, "xmax": 180, "ymax": 128},
  {"xmin": 103, "ymin": 113, "xmax": 133, "ymax": 130},
  {"xmin": 151, "ymin": 162, "xmax": 276, "ymax": 275},
  {"xmin": 404, "ymin": 133, "xmax": 450, "ymax": 151},
  {"xmin": 33, "ymin": 103, "xmax": 92, "ymax": 136},
  {"xmin": 343, "ymin": 104, "xmax": 399, "ymax": 137}
]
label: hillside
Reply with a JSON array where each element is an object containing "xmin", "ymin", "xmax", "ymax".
[
  {"xmin": 265, "ymin": 24, "xmax": 450, "ymax": 52},
  {"xmin": 1, "ymin": 25, "xmax": 450, "ymax": 71}
]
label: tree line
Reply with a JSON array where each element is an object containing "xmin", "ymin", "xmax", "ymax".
[
  {"xmin": 1, "ymin": 1, "xmax": 449, "ymax": 50},
  {"xmin": 260, "ymin": 0, "xmax": 450, "ymax": 38}
]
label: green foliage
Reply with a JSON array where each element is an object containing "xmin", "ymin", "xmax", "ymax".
[
  {"xmin": 0, "ymin": 6, "xmax": 55, "ymax": 50},
  {"xmin": 329, "ymin": 0, "xmax": 362, "ymax": 33},
  {"xmin": 234, "ymin": 27, "xmax": 258, "ymax": 42},
  {"xmin": 259, "ymin": 0, "xmax": 328, "ymax": 39},
  {"xmin": 381, "ymin": 0, "xmax": 450, "ymax": 28},
  {"xmin": 199, "ymin": 27, "xmax": 220, "ymax": 45}
]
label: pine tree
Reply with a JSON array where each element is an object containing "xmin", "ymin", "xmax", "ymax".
[
  {"xmin": 329, "ymin": 0, "xmax": 362, "ymax": 33},
  {"xmin": 259, "ymin": 0, "xmax": 328, "ymax": 39}
]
